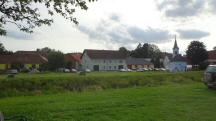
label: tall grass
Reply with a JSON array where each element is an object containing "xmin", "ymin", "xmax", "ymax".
[{"xmin": 0, "ymin": 71, "xmax": 203, "ymax": 98}]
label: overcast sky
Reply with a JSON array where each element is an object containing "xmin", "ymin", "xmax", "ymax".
[{"xmin": 0, "ymin": 0, "xmax": 216, "ymax": 54}]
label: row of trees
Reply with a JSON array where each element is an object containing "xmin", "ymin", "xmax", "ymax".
[{"xmin": 119, "ymin": 43, "xmax": 163, "ymax": 68}]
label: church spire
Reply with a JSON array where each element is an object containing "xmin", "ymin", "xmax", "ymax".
[
  {"xmin": 173, "ymin": 35, "xmax": 179, "ymax": 57},
  {"xmin": 173, "ymin": 35, "xmax": 179, "ymax": 49}
]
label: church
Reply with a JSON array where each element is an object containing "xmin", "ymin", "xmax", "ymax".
[{"xmin": 163, "ymin": 37, "xmax": 187, "ymax": 72}]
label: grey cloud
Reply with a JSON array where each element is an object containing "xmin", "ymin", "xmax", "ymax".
[
  {"xmin": 127, "ymin": 27, "xmax": 171, "ymax": 43},
  {"xmin": 7, "ymin": 30, "xmax": 33, "ymax": 40},
  {"xmin": 177, "ymin": 29, "xmax": 210, "ymax": 39},
  {"xmin": 156, "ymin": 0, "xmax": 205, "ymax": 18},
  {"xmin": 110, "ymin": 14, "xmax": 120, "ymax": 22},
  {"xmin": 78, "ymin": 14, "xmax": 172, "ymax": 46}
]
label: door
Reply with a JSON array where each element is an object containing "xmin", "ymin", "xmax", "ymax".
[{"xmin": 93, "ymin": 65, "xmax": 99, "ymax": 71}]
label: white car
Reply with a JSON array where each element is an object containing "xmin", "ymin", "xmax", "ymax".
[
  {"xmin": 71, "ymin": 69, "xmax": 77, "ymax": 73},
  {"xmin": 7, "ymin": 69, "xmax": 18, "ymax": 74},
  {"xmin": 85, "ymin": 69, "xmax": 91, "ymax": 73},
  {"xmin": 119, "ymin": 69, "xmax": 127, "ymax": 72}
]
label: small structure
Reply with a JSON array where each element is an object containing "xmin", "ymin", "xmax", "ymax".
[
  {"xmin": 65, "ymin": 53, "xmax": 82, "ymax": 70},
  {"xmin": 163, "ymin": 37, "xmax": 187, "ymax": 72},
  {"xmin": 81, "ymin": 49, "xmax": 127, "ymax": 71},
  {"xmin": 207, "ymin": 50, "xmax": 216, "ymax": 65},
  {"xmin": 126, "ymin": 58, "xmax": 154, "ymax": 70}
]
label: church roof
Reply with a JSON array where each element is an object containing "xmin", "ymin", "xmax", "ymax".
[{"xmin": 170, "ymin": 54, "xmax": 187, "ymax": 62}]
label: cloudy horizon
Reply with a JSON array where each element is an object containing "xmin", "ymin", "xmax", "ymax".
[{"xmin": 0, "ymin": 0, "xmax": 215, "ymax": 54}]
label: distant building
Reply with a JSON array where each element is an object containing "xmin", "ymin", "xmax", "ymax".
[
  {"xmin": 65, "ymin": 53, "xmax": 82, "ymax": 70},
  {"xmin": 207, "ymin": 50, "xmax": 216, "ymax": 65},
  {"xmin": 81, "ymin": 49, "xmax": 127, "ymax": 71},
  {"xmin": 163, "ymin": 37, "xmax": 187, "ymax": 72},
  {"xmin": 0, "ymin": 51, "xmax": 48, "ymax": 70},
  {"xmin": 126, "ymin": 58, "xmax": 154, "ymax": 70}
]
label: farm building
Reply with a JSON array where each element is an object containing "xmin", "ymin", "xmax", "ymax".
[
  {"xmin": 81, "ymin": 49, "xmax": 127, "ymax": 71},
  {"xmin": 65, "ymin": 53, "xmax": 82, "ymax": 70},
  {"xmin": 0, "ymin": 51, "xmax": 48, "ymax": 70}
]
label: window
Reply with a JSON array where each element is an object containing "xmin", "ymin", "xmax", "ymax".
[
  {"xmin": 119, "ymin": 60, "xmax": 123, "ymax": 63},
  {"xmin": 109, "ymin": 66, "xmax": 111, "ymax": 70},
  {"xmin": 104, "ymin": 60, "xmax": 106, "ymax": 63},
  {"xmin": 114, "ymin": 66, "xmax": 116, "ymax": 70},
  {"xmin": 104, "ymin": 66, "xmax": 106, "ymax": 70},
  {"xmin": 110, "ymin": 60, "xmax": 112, "ymax": 63}
]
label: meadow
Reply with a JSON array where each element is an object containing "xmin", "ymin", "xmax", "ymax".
[{"xmin": 1, "ymin": 71, "xmax": 216, "ymax": 121}]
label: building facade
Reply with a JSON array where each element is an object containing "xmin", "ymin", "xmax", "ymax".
[
  {"xmin": 126, "ymin": 58, "xmax": 154, "ymax": 70},
  {"xmin": 81, "ymin": 49, "xmax": 127, "ymax": 71}
]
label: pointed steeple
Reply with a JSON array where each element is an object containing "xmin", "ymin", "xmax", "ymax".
[
  {"xmin": 173, "ymin": 35, "xmax": 179, "ymax": 57},
  {"xmin": 173, "ymin": 35, "xmax": 179, "ymax": 49}
]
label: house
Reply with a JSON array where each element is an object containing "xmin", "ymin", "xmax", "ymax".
[
  {"xmin": 163, "ymin": 37, "xmax": 187, "ymax": 72},
  {"xmin": 126, "ymin": 58, "xmax": 154, "ymax": 70},
  {"xmin": 81, "ymin": 49, "xmax": 127, "ymax": 71},
  {"xmin": 0, "ymin": 51, "xmax": 48, "ymax": 70},
  {"xmin": 207, "ymin": 50, "xmax": 216, "ymax": 65},
  {"xmin": 65, "ymin": 53, "xmax": 82, "ymax": 70}
]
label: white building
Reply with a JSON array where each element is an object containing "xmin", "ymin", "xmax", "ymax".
[
  {"xmin": 163, "ymin": 37, "xmax": 187, "ymax": 72},
  {"xmin": 81, "ymin": 49, "xmax": 127, "ymax": 71}
]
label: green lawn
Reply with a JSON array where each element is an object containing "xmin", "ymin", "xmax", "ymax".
[
  {"xmin": 1, "ymin": 83, "xmax": 216, "ymax": 121},
  {"xmin": 1, "ymin": 71, "xmax": 215, "ymax": 121}
]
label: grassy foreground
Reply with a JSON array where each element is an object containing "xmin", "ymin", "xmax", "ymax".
[
  {"xmin": 0, "ymin": 71, "xmax": 203, "ymax": 97},
  {"xmin": 1, "ymin": 83, "xmax": 216, "ymax": 121}
]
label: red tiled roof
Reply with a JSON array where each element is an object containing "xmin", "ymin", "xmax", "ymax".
[
  {"xmin": 82, "ymin": 49, "xmax": 127, "ymax": 59},
  {"xmin": 0, "ymin": 51, "xmax": 48, "ymax": 64},
  {"xmin": 208, "ymin": 50, "xmax": 216, "ymax": 60},
  {"xmin": 65, "ymin": 53, "xmax": 82, "ymax": 64}
]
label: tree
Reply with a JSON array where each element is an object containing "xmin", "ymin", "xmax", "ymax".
[
  {"xmin": 214, "ymin": 46, "xmax": 216, "ymax": 50},
  {"xmin": 0, "ymin": 42, "xmax": 13, "ymax": 54},
  {"xmin": 0, "ymin": 0, "xmax": 96, "ymax": 35},
  {"xmin": 186, "ymin": 41, "xmax": 208, "ymax": 68},
  {"xmin": 47, "ymin": 51, "xmax": 65, "ymax": 71},
  {"xmin": 130, "ymin": 43, "xmax": 163, "ymax": 67},
  {"xmin": 37, "ymin": 47, "xmax": 54, "ymax": 54},
  {"xmin": 119, "ymin": 47, "xmax": 130, "ymax": 57}
]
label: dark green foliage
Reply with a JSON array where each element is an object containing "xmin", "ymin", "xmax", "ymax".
[
  {"xmin": 0, "ymin": 0, "xmax": 96, "ymax": 35},
  {"xmin": 0, "ymin": 71, "xmax": 203, "ymax": 98},
  {"xmin": 186, "ymin": 41, "xmax": 208, "ymax": 68},
  {"xmin": 47, "ymin": 51, "xmax": 65, "ymax": 71},
  {"xmin": 119, "ymin": 47, "xmax": 130, "ymax": 57},
  {"xmin": 131, "ymin": 43, "xmax": 163, "ymax": 67},
  {"xmin": 0, "ymin": 42, "xmax": 13, "ymax": 54}
]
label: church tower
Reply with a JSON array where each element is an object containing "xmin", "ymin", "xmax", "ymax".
[{"xmin": 173, "ymin": 35, "xmax": 179, "ymax": 57}]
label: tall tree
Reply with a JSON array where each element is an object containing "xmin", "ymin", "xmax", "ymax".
[
  {"xmin": 214, "ymin": 46, "xmax": 216, "ymax": 50},
  {"xmin": 47, "ymin": 51, "xmax": 65, "ymax": 71},
  {"xmin": 0, "ymin": 0, "xmax": 96, "ymax": 35},
  {"xmin": 37, "ymin": 47, "xmax": 54, "ymax": 54},
  {"xmin": 0, "ymin": 42, "xmax": 12, "ymax": 54},
  {"xmin": 186, "ymin": 41, "xmax": 208, "ymax": 68},
  {"xmin": 119, "ymin": 47, "xmax": 130, "ymax": 57}
]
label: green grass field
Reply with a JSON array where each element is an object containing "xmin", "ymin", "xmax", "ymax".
[{"xmin": 1, "ymin": 71, "xmax": 216, "ymax": 121}]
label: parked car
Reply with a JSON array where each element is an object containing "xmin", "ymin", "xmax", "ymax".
[
  {"xmin": 85, "ymin": 69, "xmax": 91, "ymax": 73},
  {"xmin": 119, "ymin": 69, "xmax": 127, "ymax": 72},
  {"xmin": 71, "ymin": 69, "xmax": 77, "ymax": 73},
  {"xmin": 203, "ymin": 65, "xmax": 216, "ymax": 89},
  {"xmin": 6, "ymin": 69, "xmax": 18, "ymax": 74},
  {"xmin": 136, "ymin": 68, "xmax": 144, "ymax": 72}
]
